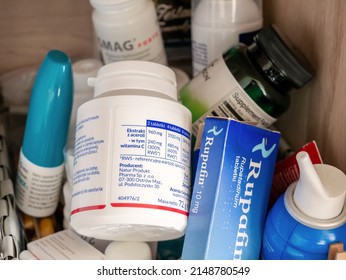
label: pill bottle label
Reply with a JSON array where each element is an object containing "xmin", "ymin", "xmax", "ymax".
[
  {"xmin": 92, "ymin": 0, "xmax": 167, "ymax": 66},
  {"xmin": 180, "ymin": 57, "xmax": 276, "ymax": 137},
  {"xmin": 95, "ymin": 27, "xmax": 167, "ymax": 65},
  {"xmin": 15, "ymin": 151, "xmax": 64, "ymax": 217},
  {"xmin": 71, "ymin": 99, "xmax": 191, "ymax": 217}
]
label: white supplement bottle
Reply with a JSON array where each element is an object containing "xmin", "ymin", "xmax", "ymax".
[
  {"xmin": 70, "ymin": 61, "xmax": 192, "ymax": 242},
  {"xmin": 191, "ymin": 0, "xmax": 263, "ymax": 76},
  {"xmin": 67, "ymin": 58, "xmax": 103, "ymax": 150},
  {"xmin": 90, "ymin": 0, "xmax": 167, "ymax": 65},
  {"xmin": 64, "ymin": 59, "xmax": 103, "ymax": 226}
]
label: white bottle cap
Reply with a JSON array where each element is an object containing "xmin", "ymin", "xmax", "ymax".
[
  {"xmin": 285, "ymin": 151, "xmax": 346, "ymax": 228},
  {"xmin": 90, "ymin": 0, "xmax": 133, "ymax": 11},
  {"xmin": 19, "ymin": 250, "xmax": 38, "ymax": 260},
  {"xmin": 170, "ymin": 67, "xmax": 190, "ymax": 91},
  {"xmin": 104, "ymin": 241, "xmax": 153, "ymax": 260},
  {"xmin": 88, "ymin": 61, "xmax": 178, "ymax": 101},
  {"xmin": 193, "ymin": 0, "xmax": 262, "ymax": 26},
  {"xmin": 72, "ymin": 58, "xmax": 103, "ymax": 93}
]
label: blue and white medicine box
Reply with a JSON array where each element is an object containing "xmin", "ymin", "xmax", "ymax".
[{"xmin": 181, "ymin": 117, "xmax": 281, "ymax": 260}]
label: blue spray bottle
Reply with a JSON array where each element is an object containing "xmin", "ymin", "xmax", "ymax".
[
  {"xmin": 15, "ymin": 50, "xmax": 73, "ymax": 218},
  {"xmin": 261, "ymin": 151, "xmax": 346, "ymax": 259}
]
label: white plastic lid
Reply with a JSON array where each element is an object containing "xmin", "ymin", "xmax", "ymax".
[
  {"xmin": 170, "ymin": 67, "xmax": 190, "ymax": 91},
  {"xmin": 285, "ymin": 151, "xmax": 346, "ymax": 228},
  {"xmin": 88, "ymin": 60, "xmax": 178, "ymax": 100},
  {"xmin": 104, "ymin": 241, "xmax": 153, "ymax": 260},
  {"xmin": 90, "ymin": 0, "xmax": 143, "ymax": 11},
  {"xmin": 19, "ymin": 250, "xmax": 38, "ymax": 260},
  {"xmin": 72, "ymin": 58, "xmax": 103, "ymax": 93},
  {"xmin": 193, "ymin": 0, "xmax": 262, "ymax": 26}
]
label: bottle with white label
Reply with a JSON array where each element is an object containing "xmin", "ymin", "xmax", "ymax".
[
  {"xmin": 90, "ymin": 0, "xmax": 167, "ymax": 65},
  {"xmin": 180, "ymin": 25, "xmax": 314, "ymax": 137},
  {"xmin": 70, "ymin": 60, "xmax": 192, "ymax": 242},
  {"xmin": 191, "ymin": 0, "xmax": 263, "ymax": 76}
]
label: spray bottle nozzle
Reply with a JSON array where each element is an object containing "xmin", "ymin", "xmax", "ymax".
[{"xmin": 293, "ymin": 151, "xmax": 346, "ymax": 220}]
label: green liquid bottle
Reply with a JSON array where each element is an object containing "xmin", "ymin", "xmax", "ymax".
[{"xmin": 180, "ymin": 25, "xmax": 314, "ymax": 137}]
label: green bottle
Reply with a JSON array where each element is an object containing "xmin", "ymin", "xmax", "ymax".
[{"xmin": 180, "ymin": 24, "xmax": 314, "ymax": 137}]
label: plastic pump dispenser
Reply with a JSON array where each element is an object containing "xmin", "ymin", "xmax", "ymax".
[{"xmin": 261, "ymin": 151, "xmax": 346, "ymax": 259}]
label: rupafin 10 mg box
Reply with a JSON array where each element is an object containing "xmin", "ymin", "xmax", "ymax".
[{"xmin": 181, "ymin": 117, "xmax": 280, "ymax": 260}]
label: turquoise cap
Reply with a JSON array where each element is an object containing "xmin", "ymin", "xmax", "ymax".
[{"xmin": 22, "ymin": 50, "xmax": 73, "ymax": 167}]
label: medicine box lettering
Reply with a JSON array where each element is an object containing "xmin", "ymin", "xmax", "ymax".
[{"xmin": 182, "ymin": 117, "xmax": 280, "ymax": 260}]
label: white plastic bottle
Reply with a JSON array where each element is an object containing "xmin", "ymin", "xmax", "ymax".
[
  {"xmin": 67, "ymin": 58, "xmax": 103, "ymax": 150},
  {"xmin": 64, "ymin": 58, "xmax": 103, "ymax": 224},
  {"xmin": 191, "ymin": 0, "xmax": 263, "ymax": 76},
  {"xmin": 90, "ymin": 0, "xmax": 167, "ymax": 65},
  {"xmin": 70, "ymin": 61, "xmax": 192, "ymax": 242}
]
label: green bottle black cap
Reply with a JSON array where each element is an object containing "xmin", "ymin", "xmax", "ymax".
[{"xmin": 254, "ymin": 24, "xmax": 314, "ymax": 89}]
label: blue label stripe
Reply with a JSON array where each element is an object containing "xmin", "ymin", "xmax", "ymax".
[{"xmin": 146, "ymin": 119, "xmax": 191, "ymax": 139}]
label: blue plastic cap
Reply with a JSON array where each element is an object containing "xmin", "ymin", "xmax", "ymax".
[{"xmin": 22, "ymin": 50, "xmax": 73, "ymax": 167}]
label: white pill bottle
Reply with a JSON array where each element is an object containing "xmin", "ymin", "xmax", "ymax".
[
  {"xmin": 191, "ymin": 0, "xmax": 263, "ymax": 76},
  {"xmin": 70, "ymin": 61, "xmax": 192, "ymax": 242},
  {"xmin": 90, "ymin": 0, "xmax": 167, "ymax": 65}
]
